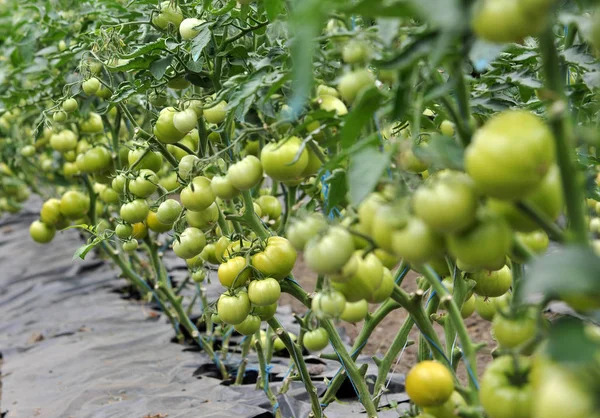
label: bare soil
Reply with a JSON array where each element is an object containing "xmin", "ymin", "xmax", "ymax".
[{"xmin": 281, "ymin": 255, "xmax": 496, "ymax": 381}]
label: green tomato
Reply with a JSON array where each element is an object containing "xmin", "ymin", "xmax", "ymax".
[
  {"xmin": 186, "ymin": 202, "xmax": 218, "ymax": 229},
  {"xmin": 60, "ymin": 190, "xmax": 90, "ymax": 219},
  {"xmin": 210, "ymin": 174, "xmax": 240, "ymax": 199},
  {"xmin": 331, "ymin": 251, "xmax": 384, "ymax": 302},
  {"xmin": 82, "ymin": 77, "xmax": 100, "ymax": 95},
  {"xmin": 304, "ymin": 226, "xmax": 355, "ymax": 275},
  {"xmin": 342, "ymin": 40, "xmax": 371, "ymax": 64},
  {"xmin": 492, "ymin": 308, "xmax": 538, "ymax": 349},
  {"xmin": 122, "ymin": 239, "xmax": 139, "ymax": 252},
  {"xmin": 217, "ymin": 292, "xmax": 251, "ymax": 325},
  {"xmin": 218, "ymin": 256, "xmax": 251, "ymax": 288},
  {"xmin": 286, "ymin": 213, "xmax": 327, "ymax": 251},
  {"xmin": 180, "ymin": 176, "xmax": 215, "ymax": 211},
  {"xmin": 154, "ymin": 107, "xmax": 187, "ymax": 144},
  {"xmin": 128, "ymin": 148, "xmax": 163, "ymax": 172},
  {"xmin": 179, "ymin": 17, "xmax": 205, "ymax": 40},
  {"xmin": 172, "ymin": 108, "xmax": 198, "ymax": 133},
  {"xmin": 30, "ymin": 220, "xmax": 56, "ymax": 243},
  {"xmin": 40, "ymin": 198, "xmax": 63, "ymax": 225},
  {"xmin": 480, "ymin": 356, "xmax": 533, "ymax": 418},
  {"xmin": 338, "ymin": 69, "xmax": 375, "ymax": 103},
  {"xmin": 251, "ymin": 237, "xmax": 297, "ymax": 279},
  {"xmin": 115, "ymin": 223, "xmax": 133, "ymax": 239},
  {"xmin": 120, "ymin": 199, "xmax": 149, "ymax": 224},
  {"xmin": 303, "ymin": 327, "xmax": 329, "ymax": 352},
  {"xmin": 340, "ymin": 299, "xmax": 368, "ymax": 323},
  {"xmin": 173, "ymin": 227, "xmax": 206, "ymax": 259},
  {"xmin": 248, "ymin": 278, "xmax": 281, "ymax": 306},
  {"xmin": 157, "ymin": 199, "xmax": 182, "ymax": 224},
  {"xmin": 471, "ymin": 265, "xmax": 513, "ymax": 297},
  {"xmin": 447, "ymin": 213, "xmax": 512, "ymax": 271},
  {"xmin": 253, "ymin": 303, "xmax": 278, "ymax": 321},
  {"xmin": 62, "ymin": 98, "xmax": 78, "ymax": 113},
  {"xmin": 412, "ymin": 171, "xmax": 478, "ymax": 233},
  {"xmin": 227, "ymin": 155, "xmax": 263, "ymax": 191},
  {"xmin": 129, "ymin": 169, "xmax": 158, "ymax": 198},
  {"xmin": 203, "ymin": 101, "xmax": 227, "ymax": 124},
  {"xmin": 368, "ymin": 267, "xmax": 395, "ymax": 304},
  {"xmin": 234, "ymin": 314, "xmax": 262, "ymax": 336},
  {"xmin": 391, "ymin": 217, "xmax": 443, "ymax": 265},
  {"xmin": 260, "ymin": 137, "xmax": 309, "ymax": 182},
  {"xmin": 255, "ymin": 195, "xmax": 282, "ymax": 220},
  {"xmin": 312, "ymin": 291, "xmax": 346, "ymax": 319},
  {"xmin": 465, "ymin": 110, "xmax": 555, "ymax": 200}
]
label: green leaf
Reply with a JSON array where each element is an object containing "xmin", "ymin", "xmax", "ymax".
[
  {"xmin": 413, "ymin": 134, "xmax": 464, "ymax": 170},
  {"xmin": 520, "ymin": 245, "xmax": 600, "ymax": 302},
  {"xmin": 324, "ymin": 168, "xmax": 347, "ymax": 211},
  {"xmin": 119, "ymin": 39, "xmax": 167, "ymax": 60},
  {"xmin": 72, "ymin": 241, "xmax": 98, "ymax": 260},
  {"xmin": 149, "ymin": 56, "xmax": 173, "ymax": 80},
  {"xmin": 408, "ymin": 0, "xmax": 462, "ymax": 30},
  {"xmin": 264, "ymin": 0, "xmax": 283, "ymax": 21},
  {"xmin": 191, "ymin": 26, "xmax": 212, "ymax": 62},
  {"xmin": 546, "ymin": 317, "xmax": 599, "ymax": 365},
  {"xmin": 340, "ymin": 86, "xmax": 385, "ymax": 150},
  {"xmin": 345, "ymin": 0, "xmax": 415, "ymax": 18},
  {"xmin": 347, "ymin": 147, "xmax": 390, "ymax": 206}
]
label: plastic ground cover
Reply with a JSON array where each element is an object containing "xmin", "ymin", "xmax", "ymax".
[{"xmin": 0, "ymin": 200, "xmax": 408, "ymax": 418}]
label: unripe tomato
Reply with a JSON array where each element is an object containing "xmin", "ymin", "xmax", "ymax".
[
  {"xmin": 186, "ymin": 202, "xmax": 218, "ymax": 229},
  {"xmin": 312, "ymin": 291, "xmax": 346, "ymax": 319},
  {"xmin": 100, "ymin": 187, "xmax": 120, "ymax": 204},
  {"xmin": 30, "ymin": 220, "xmax": 56, "ymax": 243},
  {"xmin": 40, "ymin": 198, "xmax": 63, "ymax": 225},
  {"xmin": 122, "ymin": 239, "xmax": 139, "ymax": 252},
  {"xmin": 465, "ymin": 110, "xmax": 555, "ymax": 200},
  {"xmin": 480, "ymin": 356, "xmax": 533, "ymax": 418},
  {"xmin": 53, "ymin": 110, "xmax": 67, "ymax": 123},
  {"xmin": 20, "ymin": 145, "xmax": 36, "ymax": 157},
  {"xmin": 492, "ymin": 308, "xmax": 538, "ymax": 349},
  {"xmin": 253, "ymin": 302, "xmax": 278, "ymax": 321},
  {"xmin": 131, "ymin": 222, "xmax": 148, "ymax": 239},
  {"xmin": 50, "ymin": 130, "xmax": 78, "ymax": 153},
  {"xmin": 447, "ymin": 214, "xmax": 512, "ymax": 271},
  {"xmin": 368, "ymin": 267, "xmax": 395, "ymax": 304},
  {"xmin": 217, "ymin": 292, "xmax": 251, "ymax": 325},
  {"xmin": 260, "ymin": 137, "xmax": 309, "ymax": 182},
  {"xmin": 60, "ymin": 190, "xmax": 90, "ymax": 219},
  {"xmin": 440, "ymin": 120, "xmax": 455, "ymax": 137},
  {"xmin": 471, "ymin": 265, "xmax": 512, "ymax": 297},
  {"xmin": 79, "ymin": 112, "xmax": 104, "ymax": 134},
  {"xmin": 391, "ymin": 217, "xmax": 443, "ymax": 265},
  {"xmin": 227, "ymin": 155, "xmax": 263, "ymax": 190},
  {"xmin": 461, "ymin": 295, "xmax": 476, "ymax": 318},
  {"xmin": 422, "ymin": 391, "xmax": 466, "ymax": 418},
  {"xmin": 316, "ymin": 84, "xmax": 339, "ymax": 98},
  {"xmin": 115, "ymin": 223, "xmax": 133, "ymax": 239},
  {"xmin": 173, "ymin": 108, "xmax": 198, "ymax": 133},
  {"xmin": 128, "ymin": 148, "xmax": 163, "ymax": 172},
  {"xmin": 255, "ymin": 195, "xmax": 282, "ymax": 220},
  {"xmin": 303, "ymin": 327, "xmax": 329, "ymax": 351},
  {"xmin": 357, "ymin": 193, "xmax": 387, "ymax": 233},
  {"xmin": 338, "ymin": 69, "xmax": 375, "ymax": 103},
  {"xmin": 273, "ymin": 332, "xmax": 296, "ymax": 351},
  {"xmin": 176, "ymin": 155, "xmax": 198, "ymax": 180},
  {"xmin": 397, "ymin": 140, "xmax": 429, "ymax": 173},
  {"xmin": 340, "ymin": 299, "xmax": 368, "ymax": 323},
  {"xmin": 199, "ymin": 243, "xmax": 219, "ymax": 265},
  {"xmin": 412, "ymin": 171, "xmax": 478, "ymax": 233},
  {"xmin": 474, "ymin": 295, "xmax": 497, "ymax": 321},
  {"xmin": 62, "ymin": 98, "xmax": 78, "ymax": 113},
  {"xmin": 129, "ymin": 169, "xmax": 158, "ymax": 198},
  {"xmin": 180, "ymin": 176, "xmax": 215, "ymax": 211},
  {"xmin": 157, "ymin": 199, "xmax": 182, "ymax": 224},
  {"xmin": 304, "ymin": 226, "xmax": 355, "ymax": 275},
  {"xmin": 406, "ymin": 361, "xmax": 454, "ymax": 407},
  {"xmin": 203, "ymin": 101, "xmax": 227, "ymax": 124},
  {"xmin": 173, "ymin": 227, "xmax": 206, "ymax": 259},
  {"xmin": 154, "ymin": 107, "xmax": 187, "ymax": 144},
  {"xmin": 82, "ymin": 77, "xmax": 100, "ymax": 95},
  {"xmin": 145, "ymin": 211, "xmax": 171, "ymax": 233},
  {"xmin": 515, "ymin": 230, "xmax": 549, "ymax": 256},
  {"xmin": 179, "ymin": 18, "xmax": 205, "ymax": 40},
  {"xmin": 153, "ymin": 0, "xmax": 183, "ymax": 30},
  {"xmin": 248, "ymin": 278, "xmax": 281, "ymax": 306},
  {"xmin": 191, "ymin": 269, "xmax": 206, "ymax": 283},
  {"xmin": 218, "ymin": 256, "xmax": 251, "ymax": 288},
  {"xmin": 286, "ymin": 213, "xmax": 327, "ymax": 251},
  {"xmin": 210, "ymin": 175, "xmax": 240, "ymax": 199},
  {"xmin": 119, "ymin": 200, "xmax": 148, "ymax": 224},
  {"xmin": 214, "ymin": 236, "xmax": 232, "ymax": 263},
  {"xmin": 342, "ymin": 40, "xmax": 371, "ymax": 64},
  {"xmin": 331, "ymin": 251, "xmax": 384, "ymax": 302},
  {"xmin": 488, "ymin": 165, "xmax": 563, "ymax": 232},
  {"xmin": 252, "ymin": 237, "xmax": 297, "ymax": 279},
  {"xmin": 318, "ymin": 95, "xmax": 348, "ymax": 117},
  {"xmin": 234, "ymin": 314, "xmax": 261, "ymax": 336}
]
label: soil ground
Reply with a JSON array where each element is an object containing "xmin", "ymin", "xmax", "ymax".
[{"xmin": 281, "ymin": 255, "xmax": 496, "ymax": 382}]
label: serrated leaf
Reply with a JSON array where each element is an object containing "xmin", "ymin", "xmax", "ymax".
[
  {"xmin": 73, "ymin": 241, "xmax": 97, "ymax": 260},
  {"xmin": 323, "ymin": 169, "xmax": 347, "ymax": 212},
  {"xmin": 149, "ymin": 56, "xmax": 173, "ymax": 80},
  {"xmin": 265, "ymin": 0, "xmax": 283, "ymax": 21},
  {"xmin": 520, "ymin": 246, "xmax": 600, "ymax": 302},
  {"xmin": 546, "ymin": 317, "xmax": 599, "ymax": 365},
  {"xmin": 191, "ymin": 26, "xmax": 212, "ymax": 62},
  {"xmin": 340, "ymin": 86, "xmax": 385, "ymax": 150},
  {"xmin": 119, "ymin": 39, "xmax": 167, "ymax": 60},
  {"xmin": 347, "ymin": 147, "xmax": 390, "ymax": 206}
]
